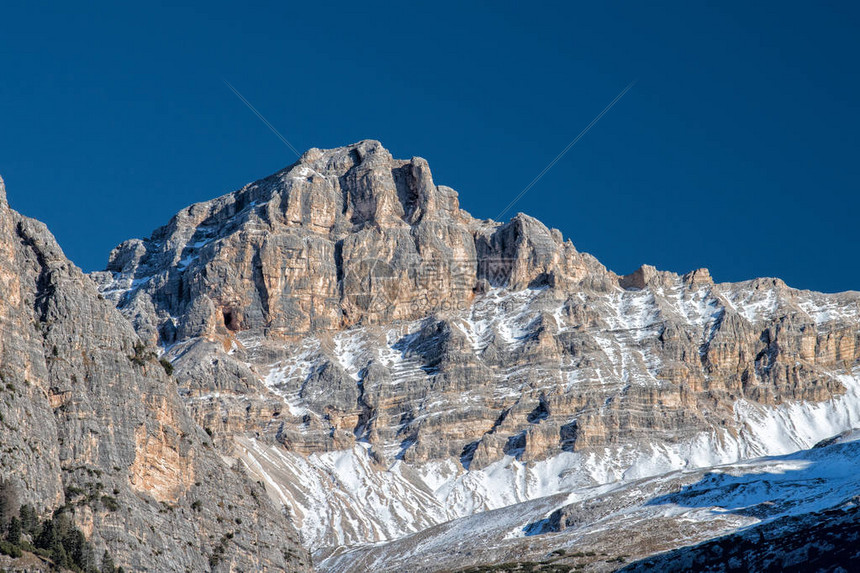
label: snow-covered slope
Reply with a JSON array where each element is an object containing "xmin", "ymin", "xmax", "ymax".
[
  {"xmin": 236, "ymin": 369, "xmax": 860, "ymax": 550},
  {"xmin": 317, "ymin": 428, "xmax": 860, "ymax": 572}
]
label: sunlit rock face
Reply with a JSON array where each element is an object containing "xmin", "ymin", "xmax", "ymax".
[
  {"xmin": 94, "ymin": 140, "xmax": 606, "ymax": 343},
  {"xmin": 94, "ymin": 140, "xmax": 860, "ymax": 553},
  {"xmin": 0, "ymin": 180, "xmax": 310, "ymax": 572}
]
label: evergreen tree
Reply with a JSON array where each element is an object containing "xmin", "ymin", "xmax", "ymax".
[
  {"xmin": 18, "ymin": 504, "xmax": 38, "ymax": 536},
  {"xmin": 50, "ymin": 539, "xmax": 71, "ymax": 569},
  {"xmin": 6, "ymin": 516, "xmax": 21, "ymax": 545},
  {"xmin": 36, "ymin": 518, "xmax": 70, "ymax": 568},
  {"xmin": 65, "ymin": 527, "xmax": 91, "ymax": 570},
  {"xmin": 35, "ymin": 517, "xmax": 54, "ymax": 548}
]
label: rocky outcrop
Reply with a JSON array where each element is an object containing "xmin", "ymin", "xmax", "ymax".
[
  {"xmin": 621, "ymin": 502, "xmax": 860, "ymax": 573},
  {"xmin": 0, "ymin": 185, "xmax": 310, "ymax": 571},
  {"xmin": 92, "ymin": 141, "xmax": 607, "ymax": 345},
  {"xmin": 93, "ymin": 141, "xmax": 860, "ymax": 551}
]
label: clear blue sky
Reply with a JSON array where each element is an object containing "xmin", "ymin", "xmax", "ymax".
[{"xmin": 1, "ymin": 1, "xmax": 858, "ymax": 292}]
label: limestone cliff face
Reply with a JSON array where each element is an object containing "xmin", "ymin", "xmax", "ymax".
[
  {"xmin": 93, "ymin": 141, "xmax": 860, "ymax": 549},
  {"xmin": 93, "ymin": 141, "xmax": 607, "ymax": 346},
  {"xmin": 0, "ymin": 182, "xmax": 310, "ymax": 571}
]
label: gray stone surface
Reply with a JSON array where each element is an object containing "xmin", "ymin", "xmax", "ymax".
[{"xmin": 0, "ymin": 188, "xmax": 310, "ymax": 571}]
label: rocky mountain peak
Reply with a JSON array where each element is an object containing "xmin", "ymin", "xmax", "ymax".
[
  {"xmin": 0, "ymin": 174, "xmax": 6, "ymax": 207},
  {"xmin": 89, "ymin": 141, "xmax": 860, "ymax": 558},
  {"xmin": 93, "ymin": 141, "xmax": 608, "ymax": 344},
  {"xmin": 285, "ymin": 138, "xmax": 463, "ymax": 228},
  {"xmin": 5, "ymin": 139, "xmax": 860, "ymax": 572},
  {"xmin": 619, "ymin": 264, "xmax": 662, "ymax": 289}
]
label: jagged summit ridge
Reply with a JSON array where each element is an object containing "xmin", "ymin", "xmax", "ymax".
[{"xmin": 93, "ymin": 140, "xmax": 609, "ymax": 345}]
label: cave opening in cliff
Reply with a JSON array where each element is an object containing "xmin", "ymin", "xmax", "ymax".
[{"xmin": 222, "ymin": 308, "xmax": 241, "ymax": 331}]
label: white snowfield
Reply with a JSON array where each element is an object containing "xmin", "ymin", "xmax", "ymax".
[
  {"xmin": 316, "ymin": 429, "xmax": 860, "ymax": 572},
  {"xmin": 228, "ymin": 277, "xmax": 860, "ymax": 562}
]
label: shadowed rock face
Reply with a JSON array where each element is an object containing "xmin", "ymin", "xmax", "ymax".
[
  {"xmin": 94, "ymin": 141, "xmax": 860, "ymax": 551},
  {"xmin": 0, "ymin": 186, "xmax": 310, "ymax": 571}
]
